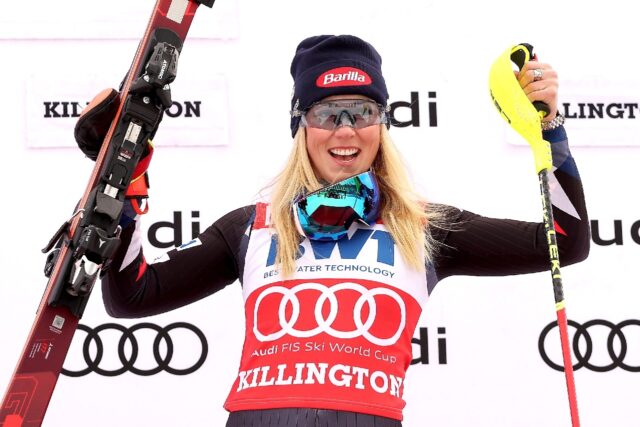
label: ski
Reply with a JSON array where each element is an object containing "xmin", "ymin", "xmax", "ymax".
[{"xmin": 0, "ymin": 1, "xmax": 215, "ymax": 426}]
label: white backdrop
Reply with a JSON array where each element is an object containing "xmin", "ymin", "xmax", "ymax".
[{"xmin": 0, "ymin": 1, "xmax": 639, "ymax": 426}]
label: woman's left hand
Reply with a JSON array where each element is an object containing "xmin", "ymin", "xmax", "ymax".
[{"xmin": 516, "ymin": 60, "xmax": 559, "ymax": 121}]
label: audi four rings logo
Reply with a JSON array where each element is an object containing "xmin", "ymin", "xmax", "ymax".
[
  {"xmin": 253, "ymin": 282, "xmax": 406, "ymax": 346},
  {"xmin": 62, "ymin": 322, "xmax": 208, "ymax": 377},
  {"xmin": 539, "ymin": 319, "xmax": 640, "ymax": 372}
]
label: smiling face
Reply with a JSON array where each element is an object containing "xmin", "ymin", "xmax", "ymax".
[{"xmin": 304, "ymin": 95, "xmax": 382, "ymax": 184}]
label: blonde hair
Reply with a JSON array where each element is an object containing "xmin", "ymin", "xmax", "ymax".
[{"xmin": 269, "ymin": 125, "xmax": 442, "ymax": 277}]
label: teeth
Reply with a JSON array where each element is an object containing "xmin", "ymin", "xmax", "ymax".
[{"xmin": 330, "ymin": 148, "xmax": 359, "ymax": 156}]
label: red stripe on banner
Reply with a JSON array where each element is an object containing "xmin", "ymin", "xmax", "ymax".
[{"xmin": 554, "ymin": 220, "xmax": 568, "ymax": 236}]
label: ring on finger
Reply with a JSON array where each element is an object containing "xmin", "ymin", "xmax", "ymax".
[{"xmin": 533, "ymin": 68, "xmax": 544, "ymax": 82}]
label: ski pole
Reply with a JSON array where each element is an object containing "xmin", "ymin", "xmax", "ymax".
[{"xmin": 488, "ymin": 43, "xmax": 581, "ymax": 427}]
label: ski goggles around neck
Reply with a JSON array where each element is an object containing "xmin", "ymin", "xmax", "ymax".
[
  {"xmin": 300, "ymin": 99, "xmax": 388, "ymax": 131},
  {"xmin": 292, "ymin": 170, "xmax": 381, "ymax": 241}
]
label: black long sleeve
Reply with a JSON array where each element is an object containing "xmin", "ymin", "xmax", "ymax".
[
  {"xmin": 102, "ymin": 205, "xmax": 255, "ymax": 318},
  {"xmin": 433, "ymin": 125, "xmax": 590, "ymax": 281}
]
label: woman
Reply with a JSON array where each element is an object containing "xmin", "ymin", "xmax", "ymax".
[{"xmin": 83, "ymin": 35, "xmax": 589, "ymax": 426}]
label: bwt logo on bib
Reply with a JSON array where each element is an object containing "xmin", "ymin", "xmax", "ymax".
[
  {"xmin": 265, "ymin": 229, "xmax": 396, "ymax": 267},
  {"xmin": 317, "ymin": 67, "xmax": 372, "ymax": 87}
]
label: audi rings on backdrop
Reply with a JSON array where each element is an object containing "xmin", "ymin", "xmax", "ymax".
[
  {"xmin": 62, "ymin": 322, "xmax": 208, "ymax": 377},
  {"xmin": 539, "ymin": 319, "xmax": 640, "ymax": 372}
]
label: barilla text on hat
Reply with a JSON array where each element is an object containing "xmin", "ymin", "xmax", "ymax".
[{"xmin": 316, "ymin": 67, "xmax": 372, "ymax": 87}]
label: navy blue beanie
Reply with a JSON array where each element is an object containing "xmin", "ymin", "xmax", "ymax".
[{"xmin": 289, "ymin": 35, "xmax": 389, "ymax": 137}]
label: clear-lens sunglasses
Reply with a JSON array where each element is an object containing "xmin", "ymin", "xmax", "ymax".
[{"xmin": 300, "ymin": 99, "xmax": 388, "ymax": 131}]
